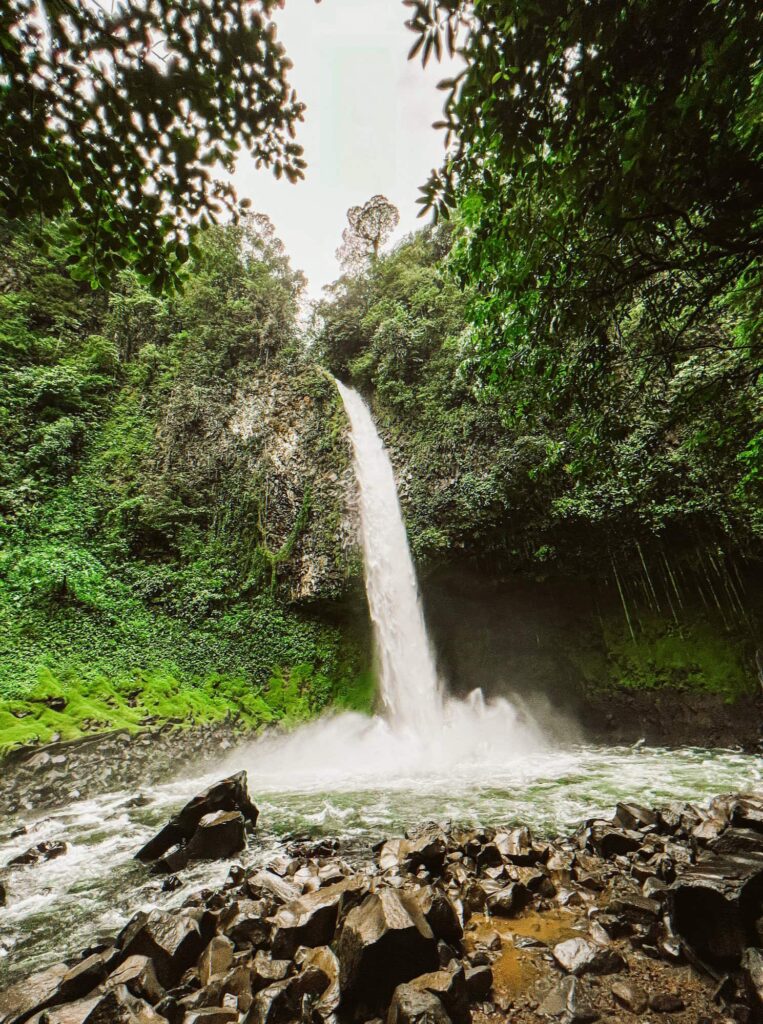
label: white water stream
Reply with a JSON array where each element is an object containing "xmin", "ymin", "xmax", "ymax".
[{"xmin": 1, "ymin": 381, "xmax": 761, "ymax": 985}]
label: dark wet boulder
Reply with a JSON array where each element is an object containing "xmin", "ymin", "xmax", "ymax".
[
  {"xmin": 668, "ymin": 849, "xmax": 763, "ymax": 968},
  {"xmin": 586, "ymin": 825, "xmax": 642, "ymax": 859},
  {"xmin": 56, "ymin": 950, "xmax": 121, "ymax": 1003},
  {"xmin": 245, "ymin": 871, "xmax": 300, "ymax": 905},
  {"xmin": 8, "ymin": 840, "xmax": 67, "ymax": 867},
  {"xmin": 648, "ymin": 991, "xmax": 684, "ymax": 1013},
  {"xmin": 250, "ymin": 951, "xmax": 291, "ymax": 993},
  {"xmin": 552, "ymin": 938, "xmax": 625, "ymax": 976},
  {"xmin": 117, "ymin": 910, "xmax": 205, "ymax": 987},
  {"xmin": 413, "ymin": 887, "xmax": 463, "ymax": 948},
  {"xmin": 103, "ymin": 956, "xmax": 165, "ymax": 1005},
  {"xmin": 0, "ymin": 881, "xmax": 6, "ymax": 907},
  {"xmin": 154, "ymin": 812, "xmax": 247, "ymax": 874},
  {"xmin": 613, "ymin": 803, "xmax": 658, "ymax": 832},
  {"xmin": 294, "ymin": 945, "xmax": 341, "ymax": 1022},
  {"xmin": 0, "ymin": 962, "xmax": 69, "ymax": 1024},
  {"xmin": 198, "ymin": 936, "xmax": 234, "ymax": 986},
  {"xmin": 538, "ymin": 976, "xmax": 598, "ymax": 1022},
  {"xmin": 464, "ymin": 965, "xmax": 492, "ymax": 1001},
  {"xmin": 337, "ymin": 889, "xmax": 439, "ymax": 1014},
  {"xmin": 386, "ymin": 984, "xmax": 451, "ymax": 1024},
  {"xmin": 485, "ymin": 882, "xmax": 530, "ymax": 918},
  {"xmin": 220, "ymin": 900, "xmax": 271, "ymax": 950},
  {"xmin": 270, "ymin": 877, "xmax": 367, "ymax": 959},
  {"xmin": 607, "ymin": 889, "xmax": 661, "ymax": 924},
  {"xmin": 135, "ymin": 772, "xmax": 258, "ymax": 864},
  {"xmin": 494, "ymin": 827, "xmax": 538, "ymax": 865},
  {"xmin": 405, "ymin": 963, "xmax": 470, "ymax": 1024}
]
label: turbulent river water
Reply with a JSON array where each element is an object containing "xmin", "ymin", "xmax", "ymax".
[{"xmin": 1, "ymin": 383, "xmax": 761, "ymax": 985}]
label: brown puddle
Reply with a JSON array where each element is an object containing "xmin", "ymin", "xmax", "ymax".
[{"xmin": 465, "ymin": 908, "xmax": 583, "ymax": 1001}]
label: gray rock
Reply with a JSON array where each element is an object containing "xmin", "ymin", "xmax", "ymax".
[
  {"xmin": 386, "ymin": 984, "xmax": 451, "ymax": 1024},
  {"xmin": 118, "ymin": 910, "xmax": 205, "ymax": 987},
  {"xmin": 270, "ymin": 877, "xmax": 366, "ymax": 959},
  {"xmin": 337, "ymin": 889, "xmax": 439, "ymax": 1014},
  {"xmin": 552, "ymin": 938, "xmax": 625, "ymax": 976},
  {"xmin": 103, "ymin": 955, "xmax": 165, "ymax": 1005}
]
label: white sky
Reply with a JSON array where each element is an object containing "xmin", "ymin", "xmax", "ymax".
[{"xmin": 231, "ymin": 0, "xmax": 457, "ymax": 300}]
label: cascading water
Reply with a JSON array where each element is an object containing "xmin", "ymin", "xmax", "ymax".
[
  {"xmin": 335, "ymin": 380, "xmax": 441, "ymax": 733},
  {"xmin": 2, "ymin": 381, "xmax": 760, "ymax": 987}
]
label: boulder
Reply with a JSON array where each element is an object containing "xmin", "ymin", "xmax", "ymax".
[
  {"xmin": 118, "ymin": 910, "xmax": 205, "ymax": 987},
  {"xmin": 552, "ymin": 938, "xmax": 625, "ymax": 976},
  {"xmin": 405, "ymin": 963, "xmax": 470, "ymax": 1024},
  {"xmin": 198, "ymin": 936, "xmax": 234, "ymax": 986},
  {"xmin": 668, "ymin": 849, "xmax": 763, "ymax": 967},
  {"xmin": 494, "ymin": 828, "xmax": 537, "ymax": 865},
  {"xmin": 135, "ymin": 772, "xmax": 258, "ymax": 864},
  {"xmin": 386, "ymin": 985, "xmax": 451, "ymax": 1024},
  {"xmin": 413, "ymin": 888, "xmax": 463, "ymax": 948},
  {"xmin": 184, "ymin": 1010, "xmax": 238, "ymax": 1024},
  {"xmin": 538, "ymin": 977, "xmax": 598, "ymax": 1021},
  {"xmin": 648, "ymin": 992, "xmax": 684, "ymax": 1013},
  {"xmin": 337, "ymin": 889, "xmax": 439, "ymax": 1014},
  {"xmin": 613, "ymin": 803, "xmax": 658, "ymax": 831},
  {"xmin": 294, "ymin": 946, "xmax": 341, "ymax": 1021},
  {"xmin": 464, "ymin": 965, "xmax": 492, "ymax": 1001},
  {"xmin": 0, "ymin": 962, "xmax": 69, "ymax": 1024},
  {"xmin": 246, "ymin": 871, "xmax": 300, "ymax": 905},
  {"xmin": 103, "ymin": 956, "xmax": 165, "ymax": 1005},
  {"xmin": 221, "ymin": 900, "xmax": 271, "ymax": 950},
  {"xmin": 251, "ymin": 952, "xmax": 291, "ymax": 993},
  {"xmin": 485, "ymin": 882, "xmax": 529, "ymax": 918},
  {"xmin": 270, "ymin": 877, "xmax": 367, "ymax": 959}
]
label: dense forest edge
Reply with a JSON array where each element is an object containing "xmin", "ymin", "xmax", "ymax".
[
  {"xmin": 1, "ymin": 0, "xmax": 762, "ymax": 753},
  {"xmin": 0, "ymin": 210, "xmax": 760, "ymax": 755}
]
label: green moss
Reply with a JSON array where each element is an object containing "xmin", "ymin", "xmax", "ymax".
[{"xmin": 566, "ymin": 611, "xmax": 755, "ymax": 702}]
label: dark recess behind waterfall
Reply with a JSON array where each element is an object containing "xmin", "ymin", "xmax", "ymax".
[{"xmin": 415, "ymin": 560, "xmax": 763, "ymax": 749}]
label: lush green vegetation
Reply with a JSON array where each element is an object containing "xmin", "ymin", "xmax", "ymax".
[
  {"xmin": 2, "ymin": 0, "xmax": 304, "ymax": 290},
  {"xmin": 0, "ymin": 214, "xmax": 370, "ymax": 748}
]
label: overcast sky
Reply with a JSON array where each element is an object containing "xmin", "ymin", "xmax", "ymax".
[{"xmin": 231, "ymin": 0, "xmax": 457, "ymax": 300}]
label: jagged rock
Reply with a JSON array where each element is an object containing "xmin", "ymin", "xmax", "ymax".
[
  {"xmin": 485, "ymin": 882, "xmax": 529, "ymax": 917},
  {"xmin": 104, "ymin": 956, "xmax": 165, "ymax": 1005},
  {"xmin": 613, "ymin": 803, "xmax": 658, "ymax": 831},
  {"xmin": 494, "ymin": 828, "xmax": 537, "ymax": 865},
  {"xmin": 8, "ymin": 840, "xmax": 67, "ymax": 867},
  {"xmin": 294, "ymin": 945, "xmax": 341, "ymax": 1021},
  {"xmin": 413, "ymin": 888, "xmax": 464, "ymax": 947},
  {"xmin": 538, "ymin": 976, "xmax": 598, "ymax": 1021},
  {"xmin": 0, "ymin": 881, "xmax": 6, "ymax": 907},
  {"xmin": 57, "ymin": 950, "xmax": 120, "ymax": 1003},
  {"xmin": 669, "ymin": 849, "xmax": 763, "ymax": 967},
  {"xmin": 152, "ymin": 811, "xmax": 247, "ymax": 872},
  {"xmin": 386, "ymin": 984, "xmax": 451, "ymax": 1024},
  {"xmin": 464, "ymin": 965, "xmax": 492, "ymax": 1001},
  {"xmin": 552, "ymin": 938, "xmax": 625, "ymax": 976},
  {"xmin": 251, "ymin": 951, "xmax": 291, "ymax": 992},
  {"xmin": 731, "ymin": 798, "xmax": 763, "ymax": 833},
  {"xmin": 245, "ymin": 978, "xmax": 303, "ymax": 1024},
  {"xmin": 245, "ymin": 871, "xmax": 300, "ymax": 905},
  {"xmin": 271, "ymin": 877, "xmax": 367, "ymax": 958},
  {"xmin": 405, "ymin": 963, "xmax": 470, "ymax": 1024},
  {"xmin": 607, "ymin": 890, "xmax": 660, "ymax": 923},
  {"xmin": 220, "ymin": 900, "xmax": 271, "ymax": 949},
  {"xmin": 611, "ymin": 980, "xmax": 648, "ymax": 1013},
  {"xmin": 198, "ymin": 936, "xmax": 234, "ymax": 986},
  {"xmin": 118, "ymin": 910, "xmax": 205, "ymax": 987},
  {"xmin": 587, "ymin": 826, "xmax": 642, "ymax": 859},
  {"xmin": 337, "ymin": 889, "xmax": 439, "ymax": 1014},
  {"xmin": 74, "ymin": 984, "xmax": 164, "ymax": 1023},
  {"xmin": 135, "ymin": 772, "xmax": 258, "ymax": 864},
  {"xmin": 0, "ymin": 962, "xmax": 69, "ymax": 1024}
]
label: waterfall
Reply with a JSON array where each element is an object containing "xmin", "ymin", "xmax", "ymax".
[{"xmin": 335, "ymin": 381, "xmax": 442, "ymax": 733}]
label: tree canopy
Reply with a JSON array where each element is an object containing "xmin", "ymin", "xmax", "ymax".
[
  {"xmin": 0, "ymin": 0, "xmax": 306, "ymax": 291},
  {"xmin": 406, "ymin": 0, "xmax": 763, "ymax": 393},
  {"xmin": 337, "ymin": 194, "xmax": 400, "ymax": 271}
]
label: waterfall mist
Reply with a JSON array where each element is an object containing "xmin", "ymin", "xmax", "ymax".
[{"xmin": 236, "ymin": 381, "xmax": 546, "ymax": 785}]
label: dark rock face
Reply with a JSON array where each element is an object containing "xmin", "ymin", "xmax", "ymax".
[
  {"xmin": 136, "ymin": 772, "xmax": 257, "ymax": 872},
  {"xmin": 270, "ymin": 877, "xmax": 367, "ymax": 959},
  {"xmin": 117, "ymin": 910, "xmax": 206, "ymax": 987},
  {"xmin": 337, "ymin": 890, "xmax": 440, "ymax": 1014}
]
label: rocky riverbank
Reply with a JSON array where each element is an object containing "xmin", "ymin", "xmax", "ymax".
[
  {"xmin": 0, "ymin": 722, "xmax": 250, "ymax": 816},
  {"xmin": 2, "ymin": 770, "xmax": 762, "ymax": 1024}
]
